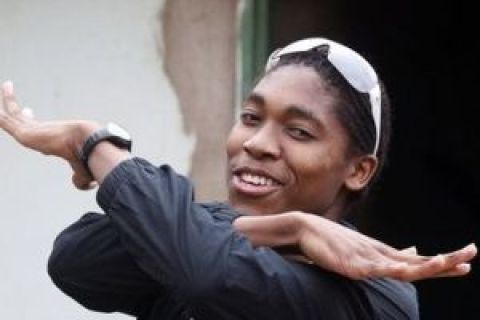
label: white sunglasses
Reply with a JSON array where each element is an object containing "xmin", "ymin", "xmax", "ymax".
[{"xmin": 265, "ymin": 38, "xmax": 382, "ymax": 155}]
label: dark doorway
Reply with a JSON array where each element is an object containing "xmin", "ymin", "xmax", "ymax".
[{"xmin": 269, "ymin": 0, "xmax": 479, "ymax": 318}]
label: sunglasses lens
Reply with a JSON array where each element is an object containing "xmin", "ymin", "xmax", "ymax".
[
  {"xmin": 327, "ymin": 44, "xmax": 378, "ymax": 93},
  {"xmin": 268, "ymin": 38, "xmax": 377, "ymax": 93},
  {"xmin": 266, "ymin": 38, "xmax": 381, "ymax": 155}
]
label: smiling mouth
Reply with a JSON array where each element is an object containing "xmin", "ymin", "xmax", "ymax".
[{"xmin": 231, "ymin": 169, "xmax": 283, "ymax": 197}]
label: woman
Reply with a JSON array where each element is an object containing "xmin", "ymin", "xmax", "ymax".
[{"xmin": 0, "ymin": 38, "xmax": 476, "ymax": 319}]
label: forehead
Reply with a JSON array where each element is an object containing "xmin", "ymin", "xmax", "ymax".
[{"xmin": 251, "ymin": 65, "xmax": 338, "ymax": 115}]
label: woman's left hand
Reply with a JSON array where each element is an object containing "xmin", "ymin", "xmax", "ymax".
[{"xmin": 0, "ymin": 81, "xmax": 99, "ymax": 189}]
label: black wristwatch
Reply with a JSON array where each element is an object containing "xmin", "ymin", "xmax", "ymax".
[{"xmin": 78, "ymin": 122, "xmax": 132, "ymax": 176}]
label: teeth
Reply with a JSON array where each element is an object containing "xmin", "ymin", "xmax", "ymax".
[{"xmin": 240, "ymin": 173, "xmax": 275, "ymax": 186}]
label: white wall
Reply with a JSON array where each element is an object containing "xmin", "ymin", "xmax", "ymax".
[{"xmin": 0, "ymin": 0, "xmax": 194, "ymax": 319}]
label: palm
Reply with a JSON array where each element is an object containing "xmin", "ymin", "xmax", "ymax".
[
  {"xmin": 298, "ymin": 213, "xmax": 477, "ymax": 281},
  {"xmin": 1, "ymin": 81, "xmax": 97, "ymax": 189}
]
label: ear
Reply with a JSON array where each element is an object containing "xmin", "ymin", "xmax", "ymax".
[{"xmin": 344, "ymin": 155, "xmax": 378, "ymax": 191}]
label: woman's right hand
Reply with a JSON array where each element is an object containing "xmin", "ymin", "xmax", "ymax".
[
  {"xmin": 295, "ymin": 211, "xmax": 477, "ymax": 281},
  {"xmin": 234, "ymin": 211, "xmax": 477, "ymax": 281}
]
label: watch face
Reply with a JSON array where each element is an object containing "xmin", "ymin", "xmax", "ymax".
[{"xmin": 107, "ymin": 122, "xmax": 131, "ymax": 140}]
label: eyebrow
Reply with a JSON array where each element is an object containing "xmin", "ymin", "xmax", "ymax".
[
  {"xmin": 245, "ymin": 92, "xmax": 324, "ymax": 128},
  {"xmin": 284, "ymin": 105, "xmax": 324, "ymax": 129},
  {"xmin": 244, "ymin": 92, "xmax": 266, "ymax": 107}
]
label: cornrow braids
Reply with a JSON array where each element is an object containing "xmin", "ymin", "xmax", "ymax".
[{"xmin": 266, "ymin": 49, "xmax": 392, "ymax": 211}]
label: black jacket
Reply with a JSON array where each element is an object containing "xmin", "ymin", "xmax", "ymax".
[{"xmin": 48, "ymin": 157, "xmax": 419, "ymax": 319}]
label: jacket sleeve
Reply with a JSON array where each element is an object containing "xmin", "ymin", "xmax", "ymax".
[
  {"xmin": 94, "ymin": 158, "xmax": 366, "ymax": 319},
  {"xmin": 95, "ymin": 157, "xmax": 241, "ymax": 293},
  {"xmin": 50, "ymin": 157, "xmax": 417, "ymax": 319},
  {"xmin": 48, "ymin": 211, "xmax": 161, "ymax": 317}
]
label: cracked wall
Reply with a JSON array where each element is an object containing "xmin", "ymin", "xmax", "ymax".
[{"xmin": 162, "ymin": 0, "xmax": 238, "ymax": 201}]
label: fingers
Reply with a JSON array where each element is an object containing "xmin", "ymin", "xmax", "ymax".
[
  {"xmin": 1, "ymin": 81, "xmax": 21, "ymax": 115},
  {"xmin": 1, "ymin": 80, "xmax": 14, "ymax": 102},
  {"xmin": 2, "ymin": 81, "xmax": 98, "ymax": 191},
  {"xmin": 354, "ymin": 256, "xmax": 435, "ymax": 281},
  {"xmin": 414, "ymin": 243, "xmax": 477, "ymax": 276},
  {"xmin": 1, "ymin": 82, "xmax": 34, "ymax": 120},
  {"xmin": 430, "ymin": 263, "xmax": 471, "ymax": 278},
  {"xmin": 356, "ymin": 243, "xmax": 477, "ymax": 281},
  {"xmin": 444, "ymin": 243, "xmax": 477, "ymax": 266},
  {"xmin": 70, "ymin": 160, "xmax": 97, "ymax": 190},
  {"xmin": 400, "ymin": 246, "xmax": 417, "ymax": 255},
  {"xmin": 377, "ymin": 244, "xmax": 431, "ymax": 264},
  {"xmin": 380, "ymin": 244, "xmax": 476, "ymax": 282},
  {"xmin": 349, "ymin": 259, "xmax": 405, "ymax": 280},
  {"xmin": 1, "ymin": 81, "xmax": 29, "ymax": 136},
  {"xmin": 72, "ymin": 171, "xmax": 97, "ymax": 190},
  {"xmin": 22, "ymin": 107, "xmax": 34, "ymax": 119},
  {"xmin": 390, "ymin": 254, "xmax": 449, "ymax": 281},
  {"xmin": 323, "ymin": 228, "xmax": 476, "ymax": 281}
]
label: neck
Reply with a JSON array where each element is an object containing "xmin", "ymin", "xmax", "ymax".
[{"xmin": 319, "ymin": 190, "xmax": 348, "ymax": 222}]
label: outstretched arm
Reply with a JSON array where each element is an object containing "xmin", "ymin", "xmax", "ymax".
[
  {"xmin": 1, "ymin": 81, "xmax": 476, "ymax": 283},
  {"xmin": 233, "ymin": 212, "xmax": 477, "ymax": 281},
  {"xmin": 0, "ymin": 81, "xmax": 127, "ymax": 188}
]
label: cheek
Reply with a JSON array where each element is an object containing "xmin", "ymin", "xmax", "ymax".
[
  {"xmin": 286, "ymin": 144, "xmax": 346, "ymax": 187},
  {"xmin": 285, "ymin": 142, "xmax": 327, "ymax": 171},
  {"xmin": 226, "ymin": 124, "xmax": 246, "ymax": 159}
]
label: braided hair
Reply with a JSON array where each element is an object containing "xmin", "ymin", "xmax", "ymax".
[{"xmin": 266, "ymin": 47, "xmax": 392, "ymax": 211}]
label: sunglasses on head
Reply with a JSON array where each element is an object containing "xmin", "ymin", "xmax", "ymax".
[{"xmin": 265, "ymin": 38, "xmax": 381, "ymax": 155}]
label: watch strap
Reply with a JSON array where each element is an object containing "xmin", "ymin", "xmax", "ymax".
[{"xmin": 77, "ymin": 125, "xmax": 132, "ymax": 177}]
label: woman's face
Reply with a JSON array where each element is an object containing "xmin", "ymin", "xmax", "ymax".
[{"xmin": 226, "ymin": 65, "xmax": 355, "ymax": 216}]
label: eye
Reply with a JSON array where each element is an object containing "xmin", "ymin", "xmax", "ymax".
[
  {"xmin": 287, "ymin": 127, "xmax": 314, "ymax": 141},
  {"xmin": 240, "ymin": 111, "xmax": 261, "ymax": 127}
]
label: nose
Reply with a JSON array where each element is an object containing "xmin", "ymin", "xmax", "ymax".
[{"xmin": 242, "ymin": 124, "xmax": 281, "ymax": 160}]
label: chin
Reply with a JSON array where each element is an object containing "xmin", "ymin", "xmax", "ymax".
[{"xmin": 228, "ymin": 196, "xmax": 284, "ymax": 216}]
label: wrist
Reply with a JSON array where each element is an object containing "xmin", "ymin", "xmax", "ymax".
[
  {"xmin": 71, "ymin": 121, "xmax": 101, "ymax": 155},
  {"xmin": 284, "ymin": 211, "xmax": 306, "ymax": 247},
  {"xmin": 78, "ymin": 122, "xmax": 132, "ymax": 184}
]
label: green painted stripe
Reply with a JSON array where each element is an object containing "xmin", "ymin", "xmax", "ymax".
[{"xmin": 240, "ymin": 0, "xmax": 270, "ymax": 100}]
